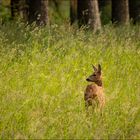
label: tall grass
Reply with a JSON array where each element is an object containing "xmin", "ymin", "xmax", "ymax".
[{"xmin": 0, "ymin": 22, "xmax": 140, "ymax": 139}]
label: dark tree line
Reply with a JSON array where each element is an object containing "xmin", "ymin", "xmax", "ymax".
[
  {"xmin": 129, "ymin": 0, "xmax": 140, "ymax": 23},
  {"xmin": 112, "ymin": 0, "xmax": 129, "ymax": 24},
  {"xmin": 11, "ymin": 0, "xmax": 48, "ymax": 25},
  {"xmin": 77, "ymin": 0, "xmax": 101, "ymax": 30},
  {"xmin": 71, "ymin": 0, "xmax": 140, "ymax": 27},
  {"xmin": 10, "ymin": 0, "xmax": 140, "ymax": 30},
  {"xmin": 28, "ymin": 0, "xmax": 48, "ymax": 25},
  {"xmin": 10, "ymin": 0, "xmax": 28, "ymax": 20},
  {"xmin": 70, "ymin": 0, "xmax": 77, "ymax": 25}
]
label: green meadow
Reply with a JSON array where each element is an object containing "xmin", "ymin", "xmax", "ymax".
[{"xmin": 0, "ymin": 23, "xmax": 140, "ymax": 139}]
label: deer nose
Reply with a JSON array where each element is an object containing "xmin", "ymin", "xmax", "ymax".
[{"xmin": 86, "ymin": 78, "xmax": 90, "ymax": 81}]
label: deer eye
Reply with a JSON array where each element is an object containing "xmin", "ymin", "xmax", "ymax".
[{"xmin": 93, "ymin": 74, "xmax": 96, "ymax": 76}]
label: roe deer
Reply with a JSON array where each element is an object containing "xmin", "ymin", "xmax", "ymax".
[{"xmin": 84, "ymin": 64, "xmax": 105, "ymax": 111}]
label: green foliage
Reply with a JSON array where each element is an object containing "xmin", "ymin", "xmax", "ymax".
[
  {"xmin": 49, "ymin": 0, "xmax": 70, "ymax": 24},
  {"xmin": 100, "ymin": 3, "xmax": 111, "ymax": 24},
  {"xmin": 0, "ymin": 4, "xmax": 11, "ymax": 23},
  {"xmin": 0, "ymin": 23, "xmax": 140, "ymax": 139}
]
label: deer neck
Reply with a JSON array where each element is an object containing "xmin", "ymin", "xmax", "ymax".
[{"xmin": 95, "ymin": 80, "xmax": 102, "ymax": 87}]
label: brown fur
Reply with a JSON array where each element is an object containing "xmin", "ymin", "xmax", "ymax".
[{"xmin": 84, "ymin": 64, "xmax": 105, "ymax": 110}]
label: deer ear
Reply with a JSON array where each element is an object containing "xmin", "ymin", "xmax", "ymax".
[
  {"xmin": 92, "ymin": 65, "xmax": 98, "ymax": 72},
  {"xmin": 98, "ymin": 64, "xmax": 101, "ymax": 73}
]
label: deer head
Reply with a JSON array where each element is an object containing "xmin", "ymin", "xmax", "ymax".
[{"xmin": 86, "ymin": 64, "xmax": 102, "ymax": 83}]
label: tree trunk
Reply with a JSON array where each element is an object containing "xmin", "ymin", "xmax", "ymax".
[
  {"xmin": 40, "ymin": 0, "xmax": 48, "ymax": 25},
  {"xmin": 77, "ymin": 0, "xmax": 101, "ymax": 30},
  {"xmin": 112, "ymin": 0, "xmax": 129, "ymax": 24},
  {"xmin": 70, "ymin": 0, "xmax": 77, "ymax": 24},
  {"xmin": 88, "ymin": 0, "xmax": 101, "ymax": 30},
  {"xmin": 19, "ymin": 0, "xmax": 28, "ymax": 21},
  {"xmin": 129, "ymin": 0, "xmax": 140, "ymax": 24},
  {"xmin": 28, "ymin": 0, "xmax": 48, "ymax": 25}
]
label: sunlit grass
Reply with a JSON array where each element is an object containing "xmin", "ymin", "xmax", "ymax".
[{"xmin": 0, "ymin": 23, "xmax": 140, "ymax": 139}]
